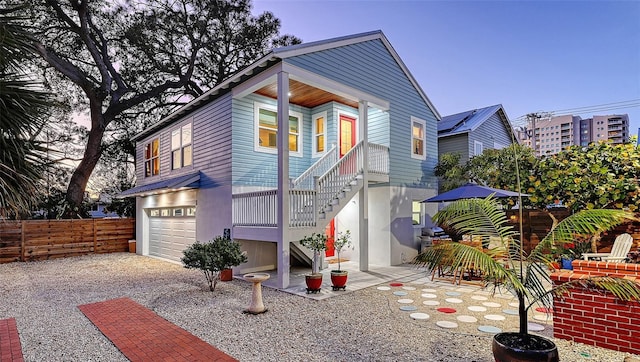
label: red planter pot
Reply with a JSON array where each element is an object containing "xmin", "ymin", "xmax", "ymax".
[
  {"xmin": 330, "ymin": 270, "xmax": 348, "ymax": 289},
  {"xmin": 220, "ymin": 268, "xmax": 233, "ymax": 281},
  {"xmin": 305, "ymin": 273, "xmax": 323, "ymax": 291}
]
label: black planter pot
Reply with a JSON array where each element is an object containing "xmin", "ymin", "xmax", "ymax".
[{"xmin": 492, "ymin": 332, "xmax": 559, "ymax": 362}]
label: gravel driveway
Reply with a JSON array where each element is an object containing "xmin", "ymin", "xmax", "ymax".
[{"xmin": 0, "ymin": 253, "xmax": 636, "ymax": 361}]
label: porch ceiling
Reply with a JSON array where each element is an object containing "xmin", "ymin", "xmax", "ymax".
[{"xmin": 255, "ymin": 79, "xmax": 359, "ymax": 109}]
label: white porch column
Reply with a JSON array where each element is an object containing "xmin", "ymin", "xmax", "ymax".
[
  {"xmin": 358, "ymin": 101, "xmax": 369, "ymax": 271},
  {"xmin": 276, "ymin": 71, "xmax": 290, "ymax": 289}
]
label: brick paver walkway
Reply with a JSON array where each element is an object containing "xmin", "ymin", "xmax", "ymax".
[
  {"xmin": 78, "ymin": 297, "xmax": 237, "ymax": 362},
  {"xmin": 0, "ymin": 318, "xmax": 24, "ymax": 362}
]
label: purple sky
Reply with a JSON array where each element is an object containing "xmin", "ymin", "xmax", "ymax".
[{"xmin": 253, "ymin": 0, "xmax": 640, "ymax": 137}]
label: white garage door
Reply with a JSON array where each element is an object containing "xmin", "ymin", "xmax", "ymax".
[{"xmin": 148, "ymin": 207, "xmax": 196, "ymax": 262}]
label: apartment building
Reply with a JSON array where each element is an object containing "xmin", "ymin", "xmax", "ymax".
[{"xmin": 517, "ymin": 114, "xmax": 630, "ymax": 155}]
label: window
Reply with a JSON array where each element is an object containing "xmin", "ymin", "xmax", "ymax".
[
  {"xmin": 312, "ymin": 111, "xmax": 327, "ymax": 158},
  {"xmin": 411, "ymin": 116, "xmax": 426, "ymax": 160},
  {"xmin": 255, "ymin": 103, "xmax": 303, "ymax": 156},
  {"xmin": 144, "ymin": 138, "xmax": 160, "ymax": 177},
  {"xmin": 171, "ymin": 123, "xmax": 192, "ymax": 170},
  {"xmin": 412, "ymin": 201, "xmax": 424, "ymax": 227},
  {"xmin": 474, "ymin": 140, "xmax": 484, "ymax": 156},
  {"xmin": 173, "ymin": 208, "xmax": 184, "ymax": 217}
]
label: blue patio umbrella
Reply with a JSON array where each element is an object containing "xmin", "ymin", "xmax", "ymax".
[{"xmin": 423, "ymin": 183, "xmax": 526, "ymax": 203}]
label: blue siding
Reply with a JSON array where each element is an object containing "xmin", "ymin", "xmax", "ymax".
[
  {"xmin": 285, "ymin": 39, "xmax": 439, "ymax": 189},
  {"xmin": 438, "ymin": 134, "xmax": 470, "ymax": 163},
  {"xmin": 469, "ymin": 112, "xmax": 512, "ymax": 151},
  {"xmin": 134, "ymin": 93, "xmax": 233, "ymax": 190}
]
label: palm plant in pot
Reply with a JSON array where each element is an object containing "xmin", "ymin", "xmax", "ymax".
[
  {"xmin": 413, "ymin": 196, "xmax": 640, "ymax": 362},
  {"xmin": 299, "ymin": 232, "xmax": 327, "ymax": 293},
  {"xmin": 330, "ymin": 230, "xmax": 353, "ymax": 290}
]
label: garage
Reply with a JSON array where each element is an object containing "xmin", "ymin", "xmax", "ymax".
[{"xmin": 148, "ymin": 207, "xmax": 196, "ymax": 262}]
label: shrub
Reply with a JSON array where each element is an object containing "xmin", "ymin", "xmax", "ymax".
[{"xmin": 181, "ymin": 236, "xmax": 247, "ymax": 291}]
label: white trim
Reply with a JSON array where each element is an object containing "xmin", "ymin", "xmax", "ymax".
[
  {"xmin": 412, "ymin": 200, "xmax": 425, "ymax": 228},
  {"xmin": 254, "ymin": 101, "xmax": 303, "ymax": 157},
  {"xmin": 411, "ymin": 116, "xmax": 427, "ymax": 160},
  {"xmin": 312, "ymin": 111, "xmax": 327, "ymax": 158},
  {"xmin": 474, "ymin": 140, "xmax": 484, "ymax": 156},
  {"xmin": 336, "ymin": 111, "xmax": 359, "ymax": 152}
]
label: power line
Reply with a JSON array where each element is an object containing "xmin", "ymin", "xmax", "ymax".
[{"xmin": 513, "ymin": 99, "xmax": 640, "ymax": 122}]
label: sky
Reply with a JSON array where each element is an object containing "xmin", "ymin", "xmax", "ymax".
[{"xmin": 252, "ymin": 0, "xmax": 640, "ymax": 136}]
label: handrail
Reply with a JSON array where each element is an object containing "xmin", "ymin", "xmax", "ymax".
[
  {"xmin": 291, "ymin": 144, "xmax": 338, "ymax": 190},
  {"xmin": 315, "ymin": 141, "xmax": 365, "ymax": 213}
]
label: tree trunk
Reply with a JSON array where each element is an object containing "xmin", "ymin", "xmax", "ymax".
[{"xmin": 65, "ymin": 106, "xmax": 107, "ymax": 211}]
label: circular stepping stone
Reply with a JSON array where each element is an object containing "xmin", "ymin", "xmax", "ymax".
[
  {"xmin": 468, "ymin": 306, "xmax": 487, "ymax": 312},
  {"xmin": 482, "ymin": 302, "xmax": 502, "ymax": 308},
  {"xmin": 484, "ymin": 314, "xmax": 506, "ymax": 321},
  {"xmin": 502, "ymin": 309, "xmax": 519, "ymax": 315},
  {"xmin": 421, "ymin": 293, "xmax": 437, "ymax": 299},
  {"xmin": 437, "ymin": 307, "xmax": 457, "ymax": 314},
  {"xmin": 410, "ymin": 312, "xmax": 430, "ymax": 320},
  {"xmin": 423, "ymin": 300, "xmax": 440, "ymax": 306},
  {"xmin": 478, "ymin": 325, "xmax": 502, "ymax": 334},
  {"xmin": 393, "ymin": 291, "xmax": 408, "ymax": 296},
  {"xmin": 535, "ymin": 307, "xmax": 553, "ymax": 314},
  {"xmin": 377, "ymin": 286, "xmax": 391, "ymax": 291},
  {"xmin": 508, "ymin": 302, "xmax": 519, "ymax": 307},
  {"xmin": 528, "ymin": 322, "xmax": 545, "ymax": 331},
  {"xmin": 400, "ymin": 305, "xmax": 418, "ymax": 311},
  {"xmin": 397, "ymin": 299, "xmax": 414, "ymax": 304},
  {"xmin": 436, "ymin": 320, "xmax": 458, "ymax": 329},
  {"xmin": 402, "ymin": 286, "xmax": 416, "ymax": 291},
  {"xmin": 390, "ymin": 282, "xmax": 403, "ymax": 287},
  {"xmin": 457, "ymin": 315, "xmax": 478, "ymax": 323},
  {"xmin": 422, "ymin": 288, "xmax": 437, "ymax": 293},
  {"xmin": 445, "ymin": 298, "xmax": 463, "ymax": 304},
  {"xmin": 445, "ymin": 291, "xmax": 461, "ymax": 296},
  {"xmin": 471, "ymin": 295, "xmax": 488, "ymax": 301},
  {"xmin": 533, "ymin": 314, "xmax": 549, "ymax": 321}
]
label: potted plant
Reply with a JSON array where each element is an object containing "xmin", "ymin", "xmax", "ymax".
[
  {"xmin": 330, "ymin": 230, "xmax": 352, "ymax": 290},
  {"xmin": 299, "ymin": 232, "xmax": 328, "ymax": 292},
  {"xmin": 181, "ymin": 235, "xmax": 248, "ymax": 291},
  {"xmin": 413, "ymin": 196, "xmax": 639, "ymax": 362}
]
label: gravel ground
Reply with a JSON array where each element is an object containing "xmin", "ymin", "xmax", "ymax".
[{"xmin": 0, "ymin": 253, "xmax": 638, "ymax": 362}]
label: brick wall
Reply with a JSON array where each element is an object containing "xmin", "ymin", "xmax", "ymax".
[{"xmin": 550, "ymin": 260, "xmax": 640, "ymax": 354}]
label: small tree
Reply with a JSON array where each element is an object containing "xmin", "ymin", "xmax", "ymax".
[
  {"xmin": 181, "ymin": 236, "xmax": 247, "ymax": 292},
  {"xmin": 299, "ymin": 232, "xmax": 327, "ymax": 274},
  {"xmin": 333, "ymin": 230, "xmax": 353, "ymax": 272}
]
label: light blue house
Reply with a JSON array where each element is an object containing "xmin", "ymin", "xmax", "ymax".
[
  {"xmin": 438, "ymin": 104, "xmax": 516, "ymax": 164},
  {"xmin": 120, "ymin": 31, "xmax": 441, "ymax": 289}
]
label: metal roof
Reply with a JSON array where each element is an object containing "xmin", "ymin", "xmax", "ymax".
[
  {"xmin": 117, "ymin": 172, "xmax": 200, "ymax": 198},
  {"xmin": 438, "ymin": 104, "xmax": 504, "ymax": 136}
]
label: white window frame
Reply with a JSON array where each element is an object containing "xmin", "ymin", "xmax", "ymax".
[
  {"xmin": 254, "ymin": 102, "xmax": 303, "ymax": 157},
  {"xmin": 473, "ymin": 140, "xmax": 484, "ymax": 156},
  {"xmin": 171, "ymin": 122, "xmax": 192, "ymax": 170},
  {"xmin": 412, "ymin": 201, "xmax": 424, "ymax": 228},
  {"xmin": 144, "ymin": 138, "xmax": 160, "ymax": 177},
  {"xmin": 411, "ymin": 116, "xmax": 427, "ymax": 160},
  {"xmin": 312, "ymin": 111, "xmax": 327, "ymax": 158}
]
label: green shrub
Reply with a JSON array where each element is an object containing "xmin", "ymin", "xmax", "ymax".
[{"xmin": 181, "ymin": 236, "xmax": 247, "ymax": 291}]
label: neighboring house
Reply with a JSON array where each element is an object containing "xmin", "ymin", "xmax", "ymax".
[
  {"xmin": 437, "ymin": 104, "xmax": 517, "ymax": 164},
  {"xmin": 119, "ymin": 31, "xmax": 441, "ymax": 289}
]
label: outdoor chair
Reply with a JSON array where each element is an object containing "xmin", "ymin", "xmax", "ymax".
[{"xmin": 582, "ymin": 233, "xmax": 633, "ymax": 263}]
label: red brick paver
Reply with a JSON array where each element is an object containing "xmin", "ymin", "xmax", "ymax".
[
  {"xmin": 0, "ymin": 318, "xmax": 24, "ymax": 362},
  {"xmin": 78, "ymin": 297, "xmax": 237, "ymax": 362}
]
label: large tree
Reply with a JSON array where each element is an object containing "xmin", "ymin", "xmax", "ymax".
[
  {"xmin": 0, "ymin": 7, "xmax": 53, "ymax": 215},
  {"xmin": 14, "ymin": 0, "xmax": 300, "ymax": 210}
]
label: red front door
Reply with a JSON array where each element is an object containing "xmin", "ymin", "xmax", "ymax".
[
  {"xmin": 339, "ymin": 115, "xmax": 356, "ymax": 157},
  {"xmin": 325, "ymin": 219, "xmax": 335, "ymax": 257}
]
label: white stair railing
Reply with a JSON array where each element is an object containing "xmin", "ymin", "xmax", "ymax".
[
  {"xmin": 291, "ymin": 144, "xmax": 338, "ymax": 190},
  {"xmin": 315, "ymin": 141, "xmax": 364, "ymax": 213}
]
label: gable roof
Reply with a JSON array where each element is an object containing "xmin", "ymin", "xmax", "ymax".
[
  {"xmin": 134, "ymin": 30, "xmax": 440, "ymax": 141},
  {"xmin": 438, "ymin": 104, "xmax": 516, "ymax": 140}
]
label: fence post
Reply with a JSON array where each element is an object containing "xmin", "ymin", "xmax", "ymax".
[
  {"xmin": 93, "ymin": 219, "xmax": 97, "ymax": 253},
  {"xmin": 20, "ymin": 220, "xmax": 25, "ymax": 262}
]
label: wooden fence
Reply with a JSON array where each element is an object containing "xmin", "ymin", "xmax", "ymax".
[
  {"xmin": 0, "ymin": 218, "xmax": 135, "ymax": 263},
  {"xmin": 505, "ymin": 209, "xmax": 640, "ymax": 253}
]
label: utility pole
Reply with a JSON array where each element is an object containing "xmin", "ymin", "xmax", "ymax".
[{"xmin": 526, "ymin": 113, "xmax": 543, "ymax": 157}]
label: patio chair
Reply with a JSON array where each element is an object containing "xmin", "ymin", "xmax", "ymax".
[{"xmin": 582, "ymin": 233, "xmax": 633, "ymax": 263}]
